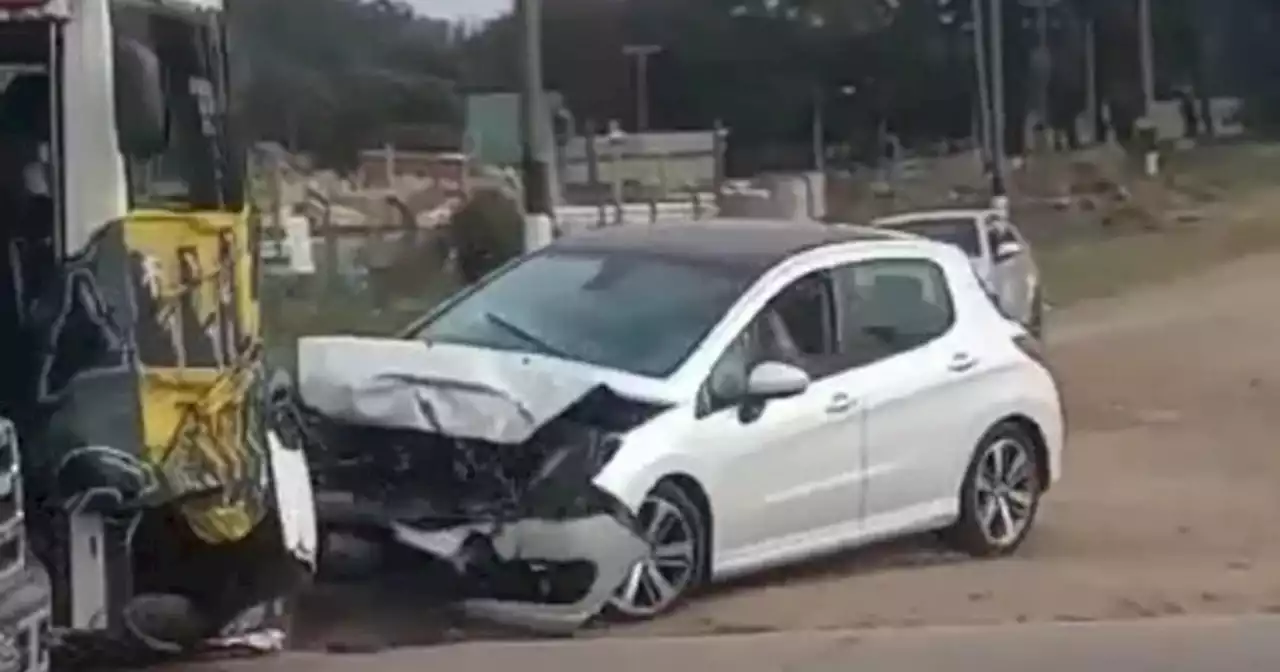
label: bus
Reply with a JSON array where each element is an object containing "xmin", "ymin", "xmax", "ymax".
[{"xmin": 0, "ymin": 0, "xmax": 315, "ymax": 665}]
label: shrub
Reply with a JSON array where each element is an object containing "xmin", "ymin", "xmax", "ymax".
[{"xmin": 447, "ymin": 188, "xmax": 524, "ymax": 284}]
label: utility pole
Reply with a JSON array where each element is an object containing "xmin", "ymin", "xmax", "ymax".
[
  {"xmin": 1034, "ymin": 0, "xmax": 1051, "ymax": 149},
  {"xmin": 607, "ymin": 120, "xmax": 625, "ymax": 213},
  {"xmin": 810, "ymin": 85, "xmax": 856, "ymax": 174},
  {"xmin": 517, "ymin": 0, "xmax": 553, "ymax": 249},
  {"xmin": 971, "ymin": 0, "xmax": 993, "ymax": 167},
  {"xmin": 811, "ymin": 86, "xmax": 825, "ymax": 174},
  {"xmin": 1137, "ymin": 0, "xmax": 1155, "ymax": 115},
  {"xmin": 1084, "ymin": 16, "xmax": 1099, "ymax": 143},
  {"xmin": 988, "ymin": 0, "xmax": 1007, "ymax": 198},
  {"xmin": 623, "ymin": 44, "xmax": 662, "ymax": 132}
]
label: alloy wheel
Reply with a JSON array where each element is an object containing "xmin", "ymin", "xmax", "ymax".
[
  {"xmin": 608, "ymin": 493, "xmax": 698, "ymax": 618},
  {"xmin": 973, "ymin": 437, "xmax": 1038, "ymax": 548}
]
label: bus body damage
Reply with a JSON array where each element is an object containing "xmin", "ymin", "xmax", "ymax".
[{"xmin": 289, "ymin": 336, "xmax": 663, "ymax": 633}]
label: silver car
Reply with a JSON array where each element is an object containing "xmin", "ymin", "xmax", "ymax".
[{"xmin": 873, "ymin": 209, "xmax": 1044, "ymax": 336}]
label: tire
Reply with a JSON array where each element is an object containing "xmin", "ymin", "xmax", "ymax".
[
  {"xmin": 941, "ymin": 423, "xmax": 1044, "ymax": 557},
  {"xmin": 605, "ymin": 480, "xmax": 708, "ymax": 621}
]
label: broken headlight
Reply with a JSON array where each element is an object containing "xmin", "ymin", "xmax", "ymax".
[
  {"xmin": 515, "ymin": 430, "xmax": 629, "ymax": 522},
  {"xmin": 589, "ymin": 432, "xmax": 624, "ymax": 475}
]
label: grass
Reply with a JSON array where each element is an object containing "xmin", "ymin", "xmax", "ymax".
[
  {"xmin": 1038, "ymin": 212, "xmax": 1280, "ymax": 306},
  {"xmin": 1026, "ymin": 140, "xmax": 1280, "ymax": 307}
]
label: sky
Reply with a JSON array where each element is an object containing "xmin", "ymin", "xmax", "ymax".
[{"xmin": 406, "ymin": 0, "xmax": 509, "ymax": 22}]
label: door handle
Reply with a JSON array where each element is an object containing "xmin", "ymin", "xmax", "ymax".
[
  {"xmin": 826, "ymin": 393, "xmax": 857, "ymax": 414},
  {"xmin": 948, "ymin": 352, "xmax": 979, "ymax": 373}
]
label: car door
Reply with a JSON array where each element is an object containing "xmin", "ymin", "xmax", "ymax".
[
  {"xmin": 831, "ymin": 258, "xmax": 982, "ymax": 535},
  {"xmin": 984, "ymin": 216, "xmax": 1034, "ymax": 324},
  {"xmin": 691, "ymin": 271, "xmax": 866, "ymax": 559},
  {"xmin": 1005, "ymin": 223, "xmax": 1039, "ymax": 315}
]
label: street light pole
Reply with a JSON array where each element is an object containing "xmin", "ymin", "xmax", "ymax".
[
  {"xmin": 623, "ymin": 44, "xmax": 662, "ymax": 132},
  {"xmin": 516, "ymin": 0, "xmax": 553, "ymax": 248},
  {"xmin": 1137, "ymin": 0, "xmax": 1155, "ymax": 115}
]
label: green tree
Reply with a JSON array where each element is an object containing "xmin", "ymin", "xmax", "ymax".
[{"xmin": 230, "ymin": 0, "xmax": 463, "ymax": 170}]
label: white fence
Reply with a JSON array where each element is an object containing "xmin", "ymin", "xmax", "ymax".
[{"xmin": 554, "ymin": 194, "xmax": 719, "ymax": 237}]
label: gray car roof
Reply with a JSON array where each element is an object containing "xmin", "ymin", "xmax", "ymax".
[{"xmin": 547, "ymin": 219, "xmax": 900, "ymax": 272}]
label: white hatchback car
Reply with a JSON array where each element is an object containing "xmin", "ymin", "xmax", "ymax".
[{"xmin": 295, "ymin": 219, "xmax": 1064, "ymax": 633}]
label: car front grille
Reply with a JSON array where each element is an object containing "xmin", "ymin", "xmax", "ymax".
[{"xmin": 0, "ymin": 420, "xmax": 23, "ymax": 583}]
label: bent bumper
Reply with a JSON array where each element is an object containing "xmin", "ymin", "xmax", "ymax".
[
  {"xmin": 322, "ymin": 484, "xmax": 647, "ymax": 634},
  {"xmin": 394, "ymin": 508, "xmax": 647, "ymax": 633}
]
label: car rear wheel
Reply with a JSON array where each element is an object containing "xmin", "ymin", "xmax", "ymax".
[
  {"xmin": 606, "ymin": 481, "xmax": 706, "ymax": 620},
  {"xmin": 942, "ymin": 423, "xmax": 1043, "ymax": 557}
]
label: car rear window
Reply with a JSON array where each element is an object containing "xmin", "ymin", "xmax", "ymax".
[{"xmin": 884, "ymin": 217, "xmax": 982, "ymax": 257}]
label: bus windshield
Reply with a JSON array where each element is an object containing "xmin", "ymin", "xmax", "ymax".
[{"xmin": 111, "ymin": 3, "xmax": 240, "ymax": 210}]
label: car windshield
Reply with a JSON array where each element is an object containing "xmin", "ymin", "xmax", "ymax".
[
  {"xmin": 884, "ymin": 217, "xmax": 982, "ymax": 257},
  {"xmin": 413, "ymin": 250, "xmax": 752, "ymax": 378}
]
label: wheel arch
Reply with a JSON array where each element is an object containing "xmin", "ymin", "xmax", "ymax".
[
  {"xmin": 993, "ymin": 414, "xmax": 1052, "ymax": 493},
  {"xmin": 652, "ymin": 473, "xmax": 714, "ymax": 583}
]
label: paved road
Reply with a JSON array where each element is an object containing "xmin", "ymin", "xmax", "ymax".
[{"xmin": 225, "ymin": 615, "xmax": 1280, "ymax": 672}]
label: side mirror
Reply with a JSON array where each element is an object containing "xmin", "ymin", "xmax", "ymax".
[
  {"xmin": 746, "ymin": 361, "xmax": 810, "ymax": 401},
  {"xmin": 995, "ymin": 239, "xmax": 1023, "ymax": 260},
  {"xmin": 113, "ymin": 38, "xmax": 168, "ymax": 158}
]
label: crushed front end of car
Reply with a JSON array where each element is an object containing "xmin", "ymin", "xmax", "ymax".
[{"xmin": 281, "ymin": 336, "xmax": 666, "ymax": 633}]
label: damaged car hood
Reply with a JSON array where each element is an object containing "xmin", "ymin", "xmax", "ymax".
[{"xmin": 297, "ymin": 336, "xmax": 673, "ymax": 444}]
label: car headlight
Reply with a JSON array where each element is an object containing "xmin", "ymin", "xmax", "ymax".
[{"xmin": 589, "ymin": 432, "xmax": 624, "ymax": 475}]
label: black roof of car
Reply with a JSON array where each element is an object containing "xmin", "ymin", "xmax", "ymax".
[{"xmin": 547, "ymin": 219, "xmax": 901, "ymax": 272}]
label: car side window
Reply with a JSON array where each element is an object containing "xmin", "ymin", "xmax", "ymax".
[
  {"xmin": 768, "ymin": 271, "xmax": 836, "ymax": 363},
  {"xmin": 701, "ymin": 272, "xmax": 837, "ymax": 414},
  {"xmin": 833, "ymin": 259, "xmax": 955, "ymax": 367}
]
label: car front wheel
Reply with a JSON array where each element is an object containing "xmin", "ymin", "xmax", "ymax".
[
  {"xmin": 942, "ymin": 423, "xmax": 1043, "ymax": 557},
  {"xmin": 606, "ymin": 481, "xmax": 707, "ymax": 621}
]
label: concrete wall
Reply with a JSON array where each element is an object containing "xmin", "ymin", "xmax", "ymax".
[
  {"xmin": 561, "ymin": 130, "xmax": 717, "ymax": 190},
  {"xmin": 719, "ymin": 172, "xmax": 826, "ymax": 221}
]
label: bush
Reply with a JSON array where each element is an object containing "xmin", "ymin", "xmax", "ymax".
[{"xmin": 447, "ymin": 188, "xmax": 525, "ymax": 284}]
